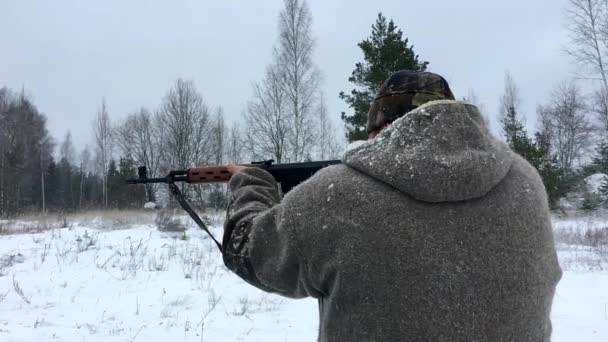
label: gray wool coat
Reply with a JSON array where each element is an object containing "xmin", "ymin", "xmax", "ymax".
[{"xmin": 222, "ymin": 100, "xmax": 562, "ymax": 342}]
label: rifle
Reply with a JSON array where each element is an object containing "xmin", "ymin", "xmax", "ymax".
[{"xmin": 127, "ymin": 159, "xmax": 341, "ymax": 252}]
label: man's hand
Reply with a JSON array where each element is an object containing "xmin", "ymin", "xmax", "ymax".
[{"xmin": 226, "ymin": 164, "xmax": 249, "ymax": 175}]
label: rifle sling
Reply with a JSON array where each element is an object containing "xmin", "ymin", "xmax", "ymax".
[{"xmin": 168, "ymin": 182, "xmax": 223, "ymax": 253}]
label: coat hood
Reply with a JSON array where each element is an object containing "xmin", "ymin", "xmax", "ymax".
[{"xmin": 343, "ymin": 100, "xmax": 513, "ymax": 202}]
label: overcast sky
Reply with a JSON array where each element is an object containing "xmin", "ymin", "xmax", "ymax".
[{"xmin": 1, "ymin": 0, "xmax": 581, "ymax": 151}]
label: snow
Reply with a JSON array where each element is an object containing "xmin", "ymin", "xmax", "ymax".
[
  {"xmin": 343, "ymin": 140, "xmax": 367, "ymax": 153},
  {"xmin": 552, "ymin": 273, "xmax": 608, "ymax": 342},
  {"xmin": 0, "ymin": 225, "xmax": 317, "ymax": 342},
  {"xmin": 0, "ymin": 214, "xmax": 607, "ymax": 341},
  {"xmin": 144, "ymin": 202, "xmax": 158, "ymax": 210},
  {"xmin": 585, "ymin": 173, "xmax": 607, "ymax": 195}
]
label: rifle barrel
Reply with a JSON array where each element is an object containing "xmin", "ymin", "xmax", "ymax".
[{"xmin": 126, "ymin": 177, "xmax": 170, "ymax": 184}]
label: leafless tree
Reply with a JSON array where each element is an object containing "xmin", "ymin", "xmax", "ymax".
[
  {"xmin": 565, "ymin": 0, "xmax": 608, "ymax": 90},
  {"xmin": 157, "ymin": 79, "xmax": 212, "ymax": 207},
  {"xmin": 245, "ymin": 66, "xmax": 290, "ymax": 163},
  {"xmin": 93, "ymin": 98, "xmax": 113, "ymax": 207},
  {"xmin": 276, "ymin": 0, "xmax": 320, "ymax": 162},
  {"xmin": 499, "ymin": 71, "xmax": 524, "ymax": 120},
  {"xmin": 0, "ymin": 88, "xmax": 10, "ymax": 214},
  {"xmin": 39, "ymin": 136, "xmax": 53, "ymax": 214},
  {"xmin": 0, "ymin": 88, "xmax": 53, "ymax": 216},
  {"xmin": 538, "ymin": 80, "xmax": 595, "ymax": 170},
  {"xmin": 59, "ymin": 131, "xmax": 76, "ymax": 165},
  {"xmin": 212, "ymin": 108, "xmax": 226, "ymax": 165},
  {"xmin": 591, "ymin": 86, "xmax": 608, "ymax": 134},
  {"xmin": 462, "ymin": 88, "xmax": 489, "ymax": 125},
  {"xmin": 78, "ymin": 146, "xmax": 91, "ymax": 210},
  {"xmin": 158, "ymin": 79, "xmax": 212, "ymax": 171},
  {"xmin": 498, "ymin": 71, "xmax": 528, "ymax": 143},
  {"xmin": 316, "ymin": 94, "xmax": 342, "ymax": 160},
  {"xmin": 226, "ymin": 123, "xmax": 243, "ymax": 164},
  {"xmin": 115, "ymin": 107, "xmax": 161, "ymax": 202}
]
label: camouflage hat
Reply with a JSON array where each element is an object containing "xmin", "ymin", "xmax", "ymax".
[{"xmin": 367, "ymin": 70, "xmax": 455, "ymax": 135}]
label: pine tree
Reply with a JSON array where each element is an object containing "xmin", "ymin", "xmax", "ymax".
[
  {"xmin": 117, "ymin": 158, "xmax": 145, "ymax": 208},
  {"xmin": 599, "ymin": 176, "xmax": 608, "ymax": 205},
  {"xmin": 499, "ymin": 108, "xmax": 569, "ymax": 209},
  {"xmin": 531, "ymin": 132, "xmax": 569, "ymax": 209},
  {"xmin": 340, "ymin": 13, "xmax": 428, "ymax": 142},
  {"xmin": 45, "ymin": 159, "xmax": 60, "ymax": 210},
  {"xmin": 106, "ymin": 159, "xmax": 120, "ymax": 208},
  {"xmin": 499, "ymin": 103, "xmax": 536, "ymax": 164}
]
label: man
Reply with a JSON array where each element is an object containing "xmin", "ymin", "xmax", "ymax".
[{"xmin": 223, "ymin": 70, "xmax": 562, "ymax": 341}]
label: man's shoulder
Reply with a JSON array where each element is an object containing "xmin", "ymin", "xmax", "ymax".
[
  {"xmin": 497, "ymin": 152, "xmax": 549, "ymax": 210},
  {"xmin": 289, "ymin": 163, "xmax": 372, "ymax": 195}
]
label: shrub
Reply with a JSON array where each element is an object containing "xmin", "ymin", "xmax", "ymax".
[{"xmin": 155, "ymin": 209, "xmax": 185, "ymax": 232}]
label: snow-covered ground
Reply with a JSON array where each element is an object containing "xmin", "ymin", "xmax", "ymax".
[{"xmin": 0, "ymin": 213, "xmax": 606, "ymax": 341}]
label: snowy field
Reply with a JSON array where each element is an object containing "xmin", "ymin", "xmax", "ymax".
[{"xmin": 0, "ymin": 212, "xmax": 607, "ymax": 341}]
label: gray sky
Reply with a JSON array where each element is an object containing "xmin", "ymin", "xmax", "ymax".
[{"xmin": 1, "ymin": 0, "xmax": 580, "ymax": 152}]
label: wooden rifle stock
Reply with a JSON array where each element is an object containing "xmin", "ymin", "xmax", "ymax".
[{"xmin": 188, "ymin": 166, "xmax": 233, "ymax": 183}]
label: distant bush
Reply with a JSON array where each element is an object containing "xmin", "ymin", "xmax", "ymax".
[
  {"xmin": 554, "ymin": 226, "xmax": 608, "ymax": 246},
  {"xmin": 155, "ymin": 209, "xmax": 185, "ymax": 232},
  {"xmin": 579, "ymin": 191, "xmax": 603, "ymax": 211}
]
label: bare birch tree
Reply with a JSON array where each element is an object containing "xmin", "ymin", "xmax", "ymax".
[
  {"xmin": 499, "ymin": 72, "xmax": 523, "ymax": 120},
  {"xmin": 93, "ymin": 98, "xmax": 113, "ymax": 207},
  {"xmin": 157, "ymin": 79, "xmax": 212, "ymax": 207},
  {"xmin": 498, "ymin": 71, "xmax": 527, "ymax": 143},
  {"xmin": 276, "ymin": 0, "xmax": 320, "ymax": 162},
  {"xmin": 565, "ymin": 0, "xmax": 608, "ymax": 90},
  {"xmin": 158, "ymin": 79, "xmax": 212, "ymax": 171},
  {"xmin": 592, "ymin": 87, "xmax": 608, "ymax": 132},
  {"xmin": 78, "ymin": 146, "xmax": 91, "ymax": 210},
  {"xmin": 212, "ymin": 108, "xmax": 226, "ymax": 165},
  {"xmin": 226, "ymin": 122, "xmax": 243, "ymax": 164},
  {"xmin": 115, "ymin": 107, "xmax": 161, "ymax": 202},
  {"xmin": 245, "ymin": 66, "xmax": 290, "ymax": 163},
  {"xmin": 538, "ymin": 81, "xmax": 595, "ymax": 170},
  {"xmin": 463, "ymin": 88, "xmax": 489, "ymax": 125},
  {"xmin": 59, "ymin": 131, "xmax": 76, "ymax": 165},
  {"xmin": 316, "ymin": 94, "xmax": 342, "ymax": 160},
  {"xmin": 565, "ymin": 0, "xmax": 608, "ymax": 137}
]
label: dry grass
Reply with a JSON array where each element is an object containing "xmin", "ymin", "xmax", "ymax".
[
  {"xmin": 155, "ymin": 209, "xmax": 186, "ymax": 232},
  {"xmin": 554, "ymin": 226, "xmax": 608, "ymax": 247},
  {"xmin": 554, "ymin": 222, "xmax": 608, "ymax": 270},
  {"xmin": 0, "ymin": 210, "xmax": 157, "ymax": 235}
]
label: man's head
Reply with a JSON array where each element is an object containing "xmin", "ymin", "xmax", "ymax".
[{"xmin": 367, "ymin": 70, "xmax": 455, "ymax": 139}]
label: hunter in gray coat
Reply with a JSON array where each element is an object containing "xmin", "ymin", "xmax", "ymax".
[{"xmin": 223, "ymin": 70, "xmax": 562, "ymax": 341}]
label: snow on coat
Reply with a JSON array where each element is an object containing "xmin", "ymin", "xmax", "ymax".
[{"xmin": 223, "ymin": 100, "xmax": 562, "ymax": 342}]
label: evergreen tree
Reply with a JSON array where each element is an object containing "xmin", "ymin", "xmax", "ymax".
[
  {"xmin": 591, "ymin": 140, "xmax": 608, "ymax": 174},
  {"xmin": 45, "ymin": 159, "xmax": 60, "ymax": 210},
  {"xmin": 501, "ymin": 106, "xmax": 527, "ymax": 146},
  {"xmin": 340, "ymin": 13, "xmax": 428, "ymax": 142},
  {"xmin": 57, "ymin": 157, "xmax": 75, "ymax": 211},
  {"xmin": 106, "ymin": 159, "xmax": 120, "ymax": 208},
  {"xmin": 118, "ymin": 158, "xmax": 145, "ymax": 208},
  {"xmin": 599, "ymin": 176, "xmax": 608, "ymax": 204},
  {"xmin": 531, "ymin": 132, "xmax": 569, "ymax": 209},
  {"xmin": 107, "ymin": 158, "xmax": 145, "ymax": 209},
  {"xmin": 499, "ymin": 103, "xmax": 537, "ymax": 166}
]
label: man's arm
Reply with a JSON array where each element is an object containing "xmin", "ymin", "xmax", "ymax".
[{"xmin": 222, "ymin": 167, "xmax": 319, "ymax": 298}]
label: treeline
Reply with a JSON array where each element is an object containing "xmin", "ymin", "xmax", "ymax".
[
  {"xmin": 6, "ymin": 0, "xmax": 608, "ymax": 218},
  {"xmin": 489, "ymin": 0, "xmax": 608, "ymax": 210},
  {"xmin": 0, "ymin": 88, "xmax": 145, "ymax": 216},
  {"xmin": 0, "ymin": 0, "xmax": 345, "ymax": 218}
]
